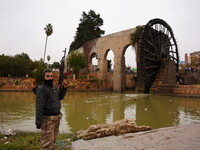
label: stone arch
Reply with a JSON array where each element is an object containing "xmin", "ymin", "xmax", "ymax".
[
  {"xmin": 104, "ymin": 49, "xmax": 115, "ymax": 72},
  {"xmin": 122, "ymin": 44, "xmax": 137, "ymax": 69},
  {"xmin": 123, "ymin": 44, "xmax": 137, "ymax": 89},
  {"xmin": 97, "ymin": 49, "xmax": 115, "ymax": 90},
  {"xmin": 71, "ymin": 27, "xmax": 139, "ymax": 92}
]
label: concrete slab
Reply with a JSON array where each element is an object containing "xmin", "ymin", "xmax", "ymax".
[{"xmin": 72, "ymin": 123, "xmax": 200, "ymax": 150}]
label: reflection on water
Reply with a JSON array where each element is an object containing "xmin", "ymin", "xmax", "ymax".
[
  {"xmin": 0, "ymin": 91, "xmax": 200, "ymax": 133},
  {"xmin": 0, "ymin": 92, "xmax": 36, "ymax": 133}
]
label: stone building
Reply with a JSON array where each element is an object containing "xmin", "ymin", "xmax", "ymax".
[{"xmin": 66, "ymin": 27, "xmax": 140, "ymax": 92}]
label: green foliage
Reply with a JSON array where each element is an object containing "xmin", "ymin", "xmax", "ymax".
[
  {"xmin": 0, "ymin": 53, "xmax": 36, "ymax": 77},
  {"xmin": 31, "ymin": 61, "xmax": 47, "ymax": 84},
  {"xmin": 51, "ymin": 61, "xmax": 61, "ymax": 70},
  {"xmin": 15, "ymin": 52, "xmax": 30, "ymax": 59},
  {"xmin": 47, "ymin": 55, "xmax": 51, "ymax": 62},
  {"xmin": 67, "ymin": 52, "xmax": 87, "ymax": 74},
  {"xmin": 0, "ymin": 132, "xmax": 40, "ymax": 150},
  {"xmin": 0, "ymin": 82, "xmax": 5, "ymax": 87},
  {"xmin": 132, "ymin": 26, "xmax": 143, "ymax": 45},
  {"xmin": 69, "ymin": 10, "xmax": 105, "ymax": 53},
  {"xmin": 0, "ymin": 132, "xmax": 74, "ymax": 150},
  {"xmin": 0, "ymin": 53, "xmax": 51, "ymax": 84},
  {"xmin": 44, "ymin": 23, "xmax": 53, "ymax": 36},
  {"xmin": 88, "ymin": 75, "xmax": 102, "ymax": 88}
]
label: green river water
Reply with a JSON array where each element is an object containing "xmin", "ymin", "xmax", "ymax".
[{"xmin": 0, "ymin": 91, "xmax": 200, "ymax": 133}]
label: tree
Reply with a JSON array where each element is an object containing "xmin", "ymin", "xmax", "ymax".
[
  {"xmin": 47, "ymin": 55, "xmax": 51, "ymax": 62},
  {"xmin": 15, "ymin": 52, "xmax": 30, "ymax": 60},
  {"xmin": 47, "ymin": 55, "xmax": 51, "ymax": 68},
  {"xmin": 67, "ymin": 52, "xmax": 87, "ymax": 75},
  {"xmin": 69, "ymin": 10, "xmax": 105, "ymax": 53},
  {"xmin": 51, "ymin": 62, "xmax": 60, "ymax": 70},
  {"xmin": 32, "ymin": 61, "xmax": 47, "ymax": 84},
  {"xmin": 0, "ymin": 53, "xmax": 36, "ymax": 77},
  {"xmin": 43, "ymin": 23, "xmax": 53, "ymax": 63}
]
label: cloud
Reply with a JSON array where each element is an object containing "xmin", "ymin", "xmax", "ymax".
[{"xmin": 0, "ymin": 0, "xmax": 199, "ymax": 64}]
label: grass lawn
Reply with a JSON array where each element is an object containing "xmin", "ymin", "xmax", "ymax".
[{"xmin": 0, "ymin": 131, "xmax": 76, "ymax": 150}]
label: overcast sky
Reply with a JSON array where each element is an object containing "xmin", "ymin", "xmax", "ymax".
[{"xmin": 0, "ymin": 0, "xmax": 200, "ymax": 67}]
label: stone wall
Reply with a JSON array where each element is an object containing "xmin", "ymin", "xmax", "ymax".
[
  {"xmin": 0, "ymin": 77, "xmax": 36, "ymax": 91},
  {"xmin": 150, "ymin": 59, "xmax": 176, "ymax": 92},
  {"xmin": 151, "ymin": 84, "xmax": 200, "ymax": 97},
  {"xmin": 0, "ymin": 73, "xmax": 136, "ymax": 92},
  {"xmin": 67, "ymin": 79, "xmax": 102, "ymax": 91},
  {"xmin": 0, "ymin": 76, "xmax": 103, "ymax": 92},
  {"xmin": 126, "ymin": 74, "xmax": 137, "ymax": 89},
  {"xmin": 149, "ymin": 59, "xmax": 200, "ymax": 97},
  {"xmin": 180, "ymin": 72, "xmax": 200, "ymax": 85}
]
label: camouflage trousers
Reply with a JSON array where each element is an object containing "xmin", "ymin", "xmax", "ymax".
[{"xmin": 40, "ymin": 114, "xmax": 62, "ymax": 150}]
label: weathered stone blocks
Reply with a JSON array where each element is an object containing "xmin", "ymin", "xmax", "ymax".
[{"xmin": 76, "ymin": 119, "xmax": 152, "ymax": 140}]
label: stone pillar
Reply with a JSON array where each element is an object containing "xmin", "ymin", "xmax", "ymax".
[
  {"xmin": 97, "ymin": 53, "xmax": 107, "ymax": 89},
  {"xmin": 134, "ymin": 43, "xmax": 139, "ymax": 64},
  {"xmin": 113, "ymin": 55, "xmax": 126, "ymax": 92},
  {"xmin": 73, "ymin": 74, "xmax": 76, "ymax": 80},
  {"xmin": 88, "ymin": 63, "xmax": 93, "ymax": 72}
]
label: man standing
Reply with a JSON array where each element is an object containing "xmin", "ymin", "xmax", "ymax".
[{"xmin": 35, "ymin": 69, "xmax": 68, "ymax": 150}]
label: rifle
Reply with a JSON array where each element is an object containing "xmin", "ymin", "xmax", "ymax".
[{"xmin": 58, "ymin": 48, "xmax": 67, "ymax": 91}]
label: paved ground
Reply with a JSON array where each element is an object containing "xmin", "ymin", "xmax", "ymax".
[{"xmin": 72, "ymin": 123, "xmax": 200, "ymax": 150}]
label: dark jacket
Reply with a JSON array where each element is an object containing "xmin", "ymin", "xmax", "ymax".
[{"xmin": 35, "ymin": 84, "xmax": 67, "ymax": 129}]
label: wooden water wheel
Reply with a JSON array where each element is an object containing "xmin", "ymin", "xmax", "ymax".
[{"xmin": 138, "ymin": 18, "xmax": 179, "ymax": 93}]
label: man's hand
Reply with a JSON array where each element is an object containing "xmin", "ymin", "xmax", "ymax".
[{"xmin": 62, "ymin": 81, "xmax": 68, "ymax": 89}]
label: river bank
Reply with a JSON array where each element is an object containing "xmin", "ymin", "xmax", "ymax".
[
  {"xmin": 0, "ymin": 131, "xmax": 75, "ymax": 150},
  {"xmin": 0, "ymin": 76, "xmax": 104, "ymax": 92},
  {"xmin": 2, "ymin": 77, "xmax": 200, "ymax": 98},
  {"xmin": 72, "ymin": 123, "xmax": 200, "ymax": 150},
  {"xmin": 1, "ymin": 123, "xmax": 199, "ymax": 150}
]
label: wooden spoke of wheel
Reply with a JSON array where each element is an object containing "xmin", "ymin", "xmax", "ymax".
[
  {"xmin": 144, "ymin": 65, "xmax": 160, "ymax": 70},
  {"xmin": 147, "ymin": 70, "xmax": 159, "ymax": 78},
  {"xmin": 143, "ymin": 48, "xmax": 158, "ymax": 58},
  {"xmin": 144, "ymin": 56, "xmax": 160, "ymax": 62}
]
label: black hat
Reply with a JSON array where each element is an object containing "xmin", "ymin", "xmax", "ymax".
[{"xmin": 43, "ymin": 68, "xmax": 52, "ymax": 78}]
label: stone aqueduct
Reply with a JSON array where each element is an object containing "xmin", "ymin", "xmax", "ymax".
[
  {"xmin": 67, "ymin": 19, "xmax": 179, "ymax": 93},
  {"xmin": 70, "ymin": 27, "xmax": 138, "ymax": 92}
]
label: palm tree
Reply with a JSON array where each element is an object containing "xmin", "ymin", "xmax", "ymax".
[
  {"xmin": 43, "ymin": 23, "xmax": 53, "ymax": 63},
  {"xmin": 47, "ymin": 55, "xmax": 51, "ymax": 68},
  {"xmin": 47, "ymin": 55, "xmax": 51, "ymax": 62}
]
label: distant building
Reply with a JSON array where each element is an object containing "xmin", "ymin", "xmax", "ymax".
[
  {"xmin": 190, "ymin": 51, "xmax": 200, "ymax": 57},
  {"xmin": 185, "ymin": 53, "xmax": 188, "ymax": 65},
  {"xmin": 184, "ymin": 51, "xmax": 200, "ymax": 66}
]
